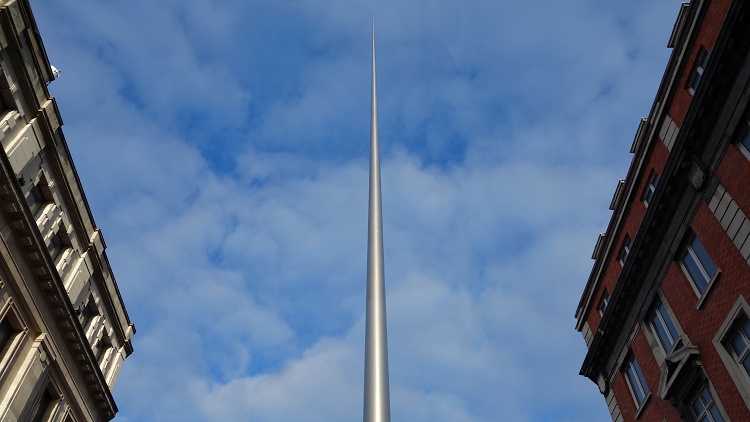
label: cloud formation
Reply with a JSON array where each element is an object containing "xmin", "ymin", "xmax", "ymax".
[{"xmin": 33, "ymin": 0, "xmax": 685, "ymax": 420}]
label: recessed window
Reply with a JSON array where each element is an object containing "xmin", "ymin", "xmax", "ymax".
[
  {"xmin": 23, "ymin": 174, "xmax": 52, "ymax": 217},
  {"xmin": 24, "ymin": 185, "xmax": 44, "ymax": 215},
  {"xmin": 96, "ymin": 330, "xmax": 113, "ymax": 367},
  {"xmin": 0, "ymin": 308, "xmax": 22, "ymax": 367},
  {"xmin": 619, "ymin": 235, "xmax": 633, "ymax": 267},
  {"xmin": 727, "ymin": 316, "xmax": 750, "ymax": 379},
  {"xmin": 624, "ymin": 355, "xmax": 650, "ymax": 406},
  {"xmin": 649, "ymin": 299, "xmax": 679, "ymax": 353},
  {"xmin": 681, "ymin": 234, "xmax": 717, "ymax": 295},
  {"xmin": 598, "ymin": 289, "xmax": 611, "ymax": 317},
  {"xmin": 46, "ymin": 233, "xmax": 63, "ymax": 261},
  {"xmin": 642, "ymin": 170, "xmax": 660, "ymax": 207},
  {"xmin": 739, "ymin": 122, "xmax": 750, "ymax": 156},
  {"xmin": 29, "ymin": 388, "xmax": 54, "ymax": 422},
  {"xmin": 688, "ymin": 47, "xmax": 710, "ymax": 95},
  {"xmin": 689, "ymin": 383, "xmax": 724, "ymax": 422}
]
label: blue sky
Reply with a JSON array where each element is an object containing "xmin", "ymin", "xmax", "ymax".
[{"xmin": 33, "ymin": 0, "xmax": 681, "ymax": 420}]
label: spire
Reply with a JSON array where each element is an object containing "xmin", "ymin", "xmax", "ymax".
[{"xmin": 363, "ymin": 20, "xmax": 391, "ymax": 422}]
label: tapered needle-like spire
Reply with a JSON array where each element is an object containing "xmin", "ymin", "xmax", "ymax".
[{"xmin": 363, "ymin": 20, "xmax": 391, "ymax": 422}]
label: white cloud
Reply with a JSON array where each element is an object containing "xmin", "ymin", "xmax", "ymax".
[{"xmin": 28, "ymin": 0, "xmax": 689, "ymax": 420}]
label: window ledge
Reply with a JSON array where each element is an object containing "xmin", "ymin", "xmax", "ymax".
[
  {"xmin": 696, "ymin": 268, "xmax": 722, "ymax": 310},
  {"xmin": 634, "ymin": 392, "xmax": 652, "ymax": 419}
]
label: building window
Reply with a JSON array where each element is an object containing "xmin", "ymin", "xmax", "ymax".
[
  {"xmin": 642, "ymin": 170, "xmax": 660, "ymax": 207},
  {"xmin": 47, "ymin": 233, "xmax": 63, "ymax": 261},
  {"xmin": 649, "ymin": 299, "xmax": 679, "ymax": 353},
  {"xmin": 23, "ymin": 174, "xmax": 52, "ymax": 217},
  {"xmin": 25, "ymin": 184, "xmax": 44, "ymax": 215},
  {"xmin": 680, "ymin": 234, "xmax": 717, "ymax": 296},
  {"xmin": 95, "ymin": 330, "xmax": 112, "ymax": 364},
  {"xmin": 598, "ymin": 289, "xmax": 611, "ymax": 317},
  {"xmin": 0, "ymin": 306, "xmax": 23, "ymax": 369},
  {"xmin": 624, "ymin": 355, "xmax": 650, "ymax": 406},
  {"xmin": 619, "ymin": 235, "xmax": 633, "ymax": 267},
  {"xmin": 739, "ymin": 121, "xmax": 750, "ymax": 157},
  {"xmin": 29, "ymin": 388, "xmax": 54, "ymax": 422},
  {"xmin": 688, "ymin": 47, "xmax": 710, "ymax": 95},
  {"xmin": 0, "ymin": 317, "xmax": 14, "ymax": 354},
  {"xmin": 714, "ymin": 297, "xmax": 750, "ymax": 411},
  {"xmin": 727, "ymin": 315, "xmax": 750, "ymax": 379},
  {"xmin": 689, "ymin": 383, "xmax": 724, "ymax": 422}
]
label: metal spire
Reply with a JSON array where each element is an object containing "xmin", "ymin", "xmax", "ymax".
[{"xmin": 363, "ymin": 20, "xmax": 391, "ymax": 422}]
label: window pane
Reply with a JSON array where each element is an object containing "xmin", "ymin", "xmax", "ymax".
[
  {"xmin": 30, "ymin": 389, "xmax": 53, "ymax": 422},
  {"xmin": 627, "ymin": 365, "xmax": 645, "ymax": 403},
  {"xmin": 652, "ymin": 302, "xmax": 678, "ymax": 351},
  {"xmin": 709, "ymin": 406, "xmax": 724, "ymax": 422},
  {"xmin": 742, "ymin": 356, "xmax": 750, "ymax": 375},
  {"xmin": 741, "ymin": 124, "xmax": 750, "ymax": 153},
  {"xmin": 741, "ymin": 317, "xmax": 750, "ymax": 338},
  {"xmin": 25, "ymin": 186, "xmax": 44, "ymax": 215},
  {"xmin": 625, "ymin": 357, "xmax": 649, "ymax": 405},
  {"xmin": 692, "ymin": 396, "xmax": 705, "ymax": 414},
  {"xmin": 0, "ymin": 318, "xmax": 12, "ymax": 353},
  {"xmin": 691, "ymin": 237, "xmax": 717, "ymax": 278},
  {"xmin": 730, "ymin": 331, "xmax": 747, "ymax": 357},
  {"xmin": 683, "ymin": 251, "xmax": 709, "ymax": 292}
]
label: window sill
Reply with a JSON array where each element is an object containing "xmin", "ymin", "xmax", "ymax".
[
  {"xmin": 634, "ymin": 392, "xmax": 652, "ymax": 419},
  {"xmin": 696, "ymin": 268, "xmax": 722, "ymax": 310}
]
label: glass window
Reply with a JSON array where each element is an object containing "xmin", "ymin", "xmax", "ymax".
[
  {"xmin": 24, "ymin": 185, "xmax": 44, "ymax": 215},
  {"xmin": 642, "ymin": 170, "xmax": 660, "ymax": 207},
  {"xmin": 650, "ymin": 300, "xmax": 679, "ymax": 353},
  {"xmin": 624, "ymin": 355, "xmax": 650, "ymax": 406},
  {"xmin": 688, "ymin": 47, "xmax": 710, "ymax": 95},
  {"xmin": 598, "ymin": 289, "xmax": 611, "ymax": 317},
  {"xmin": 47, "ymin": 233, "xmax": 63, "ymax": 261},
  {"xmin": 0, "ymin": 318, "xmax": 12, "ymax": 354},
  {"xmin": 29, "ymin": 388, "xmax": 54, "ymax": 422},
  {"xmin": 728, "ymin": 316, "xmax": 750, "ymax": 378},
  {"xmin": 681, "ymin": 234, "xmax": 717, "ymax": 295},
  {"xmin": 619, "ymin": 236, "xmax": 633, "ymax": 267},
  {"xmin": 690, "ymin": 383, "xmax": 724, "ymax": 422},
  {"xmin": 740, "ymin": 122, "xmax": 750, "ymax": 152}
]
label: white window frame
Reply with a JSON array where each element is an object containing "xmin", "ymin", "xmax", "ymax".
[
  {"xmin": 0, "ymin": 299, "xmax": 28, "ymax": 384},
  {"xmin": 598, "ymin": 289, "xmax": 610, "ymax": 317},
  {"xmin": 738, "ymin": 120, "xmax": 750, "ymax": 161},
  {"xmin": 688, "ymin": 47, "xmax": 710, "ymax": 95},
  {"xmin": 619, "ymin": 235, "xmax": 633, "ymax": 267},
  {"xmin": 648, "ymin": 297, "xmax": 680, "ymax": 355},
  {"xmin": 679, "ymin": 233, "xmax": 719, "ymax": 305},
  {"xmin": 688, "ymin": 382, "xmax": 726, "ymax": 422},
  {"xmin": 642, "ymin": 170, "xmax": 660, "ymax": 207},
  {"xmin": 714, "ymin": 295, "xmax": 750, "ymax": 411},
  {"xmin": 624, "ymin": 354, "xmax": 650, "ymax": 408}
]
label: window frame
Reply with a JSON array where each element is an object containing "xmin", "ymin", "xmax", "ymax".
[
  {"xmin": 737, "ymin": 120, "xmax": 750, "ymax": 161},
  {"xmin": 714, "ymin": 295, "xmax": 750, "ymax": 410},
  {"xmin": 679, "ymin": 233, "xmax": 719, "ymax": 305},
  {"xmin": 0, "ymin": 300, "xmax": 28, "ymax": 384},
  {"xmin": 20, "ymin": 377, "xmax": 63, "ymax": 422},
  {"xmin": 619, "ymin": 235, "xmax": 633, "ymax": 267},
  {"xmin": 598, "ymin": 289, "xmax": 611, "ymax": 317},
  {"xmin": 688, "ymin": 382, "xmax": 726, "ymax": 422},
  {"xmin": 624, "ymin": 354, "xmax": 651, "ymax": 410},
  {"xmin": 648, "ymin": 297, "xmax": 680, "ymax": 355},
  {"xmin": 687, "ymin": 47, "xmax": 710, "ymax": 95},
  {"xmin": 642, "ymin": 170, "xmax": 660, "ymax": 207}
]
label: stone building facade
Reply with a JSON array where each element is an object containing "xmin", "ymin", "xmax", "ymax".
[
  {"xmin": 576, "ymin": 0, "xmax": 750, "ymax": 420},
  {"xmin": 0, "ymin": 0, "xmax": 135, "ymax": 420}
]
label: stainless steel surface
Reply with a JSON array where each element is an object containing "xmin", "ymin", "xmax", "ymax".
[{"xmin": 363, "ymin": 21, "xmax": 391, "ymax": 422}]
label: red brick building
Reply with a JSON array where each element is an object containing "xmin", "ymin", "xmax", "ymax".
[{"xmin": 575, "ymin": 1, "xmax": 750, "ymax": 420}]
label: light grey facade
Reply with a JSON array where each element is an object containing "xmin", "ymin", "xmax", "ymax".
[{"xmin": 0, "ymin": 0, "xmax": 134, "ymax": 420}]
